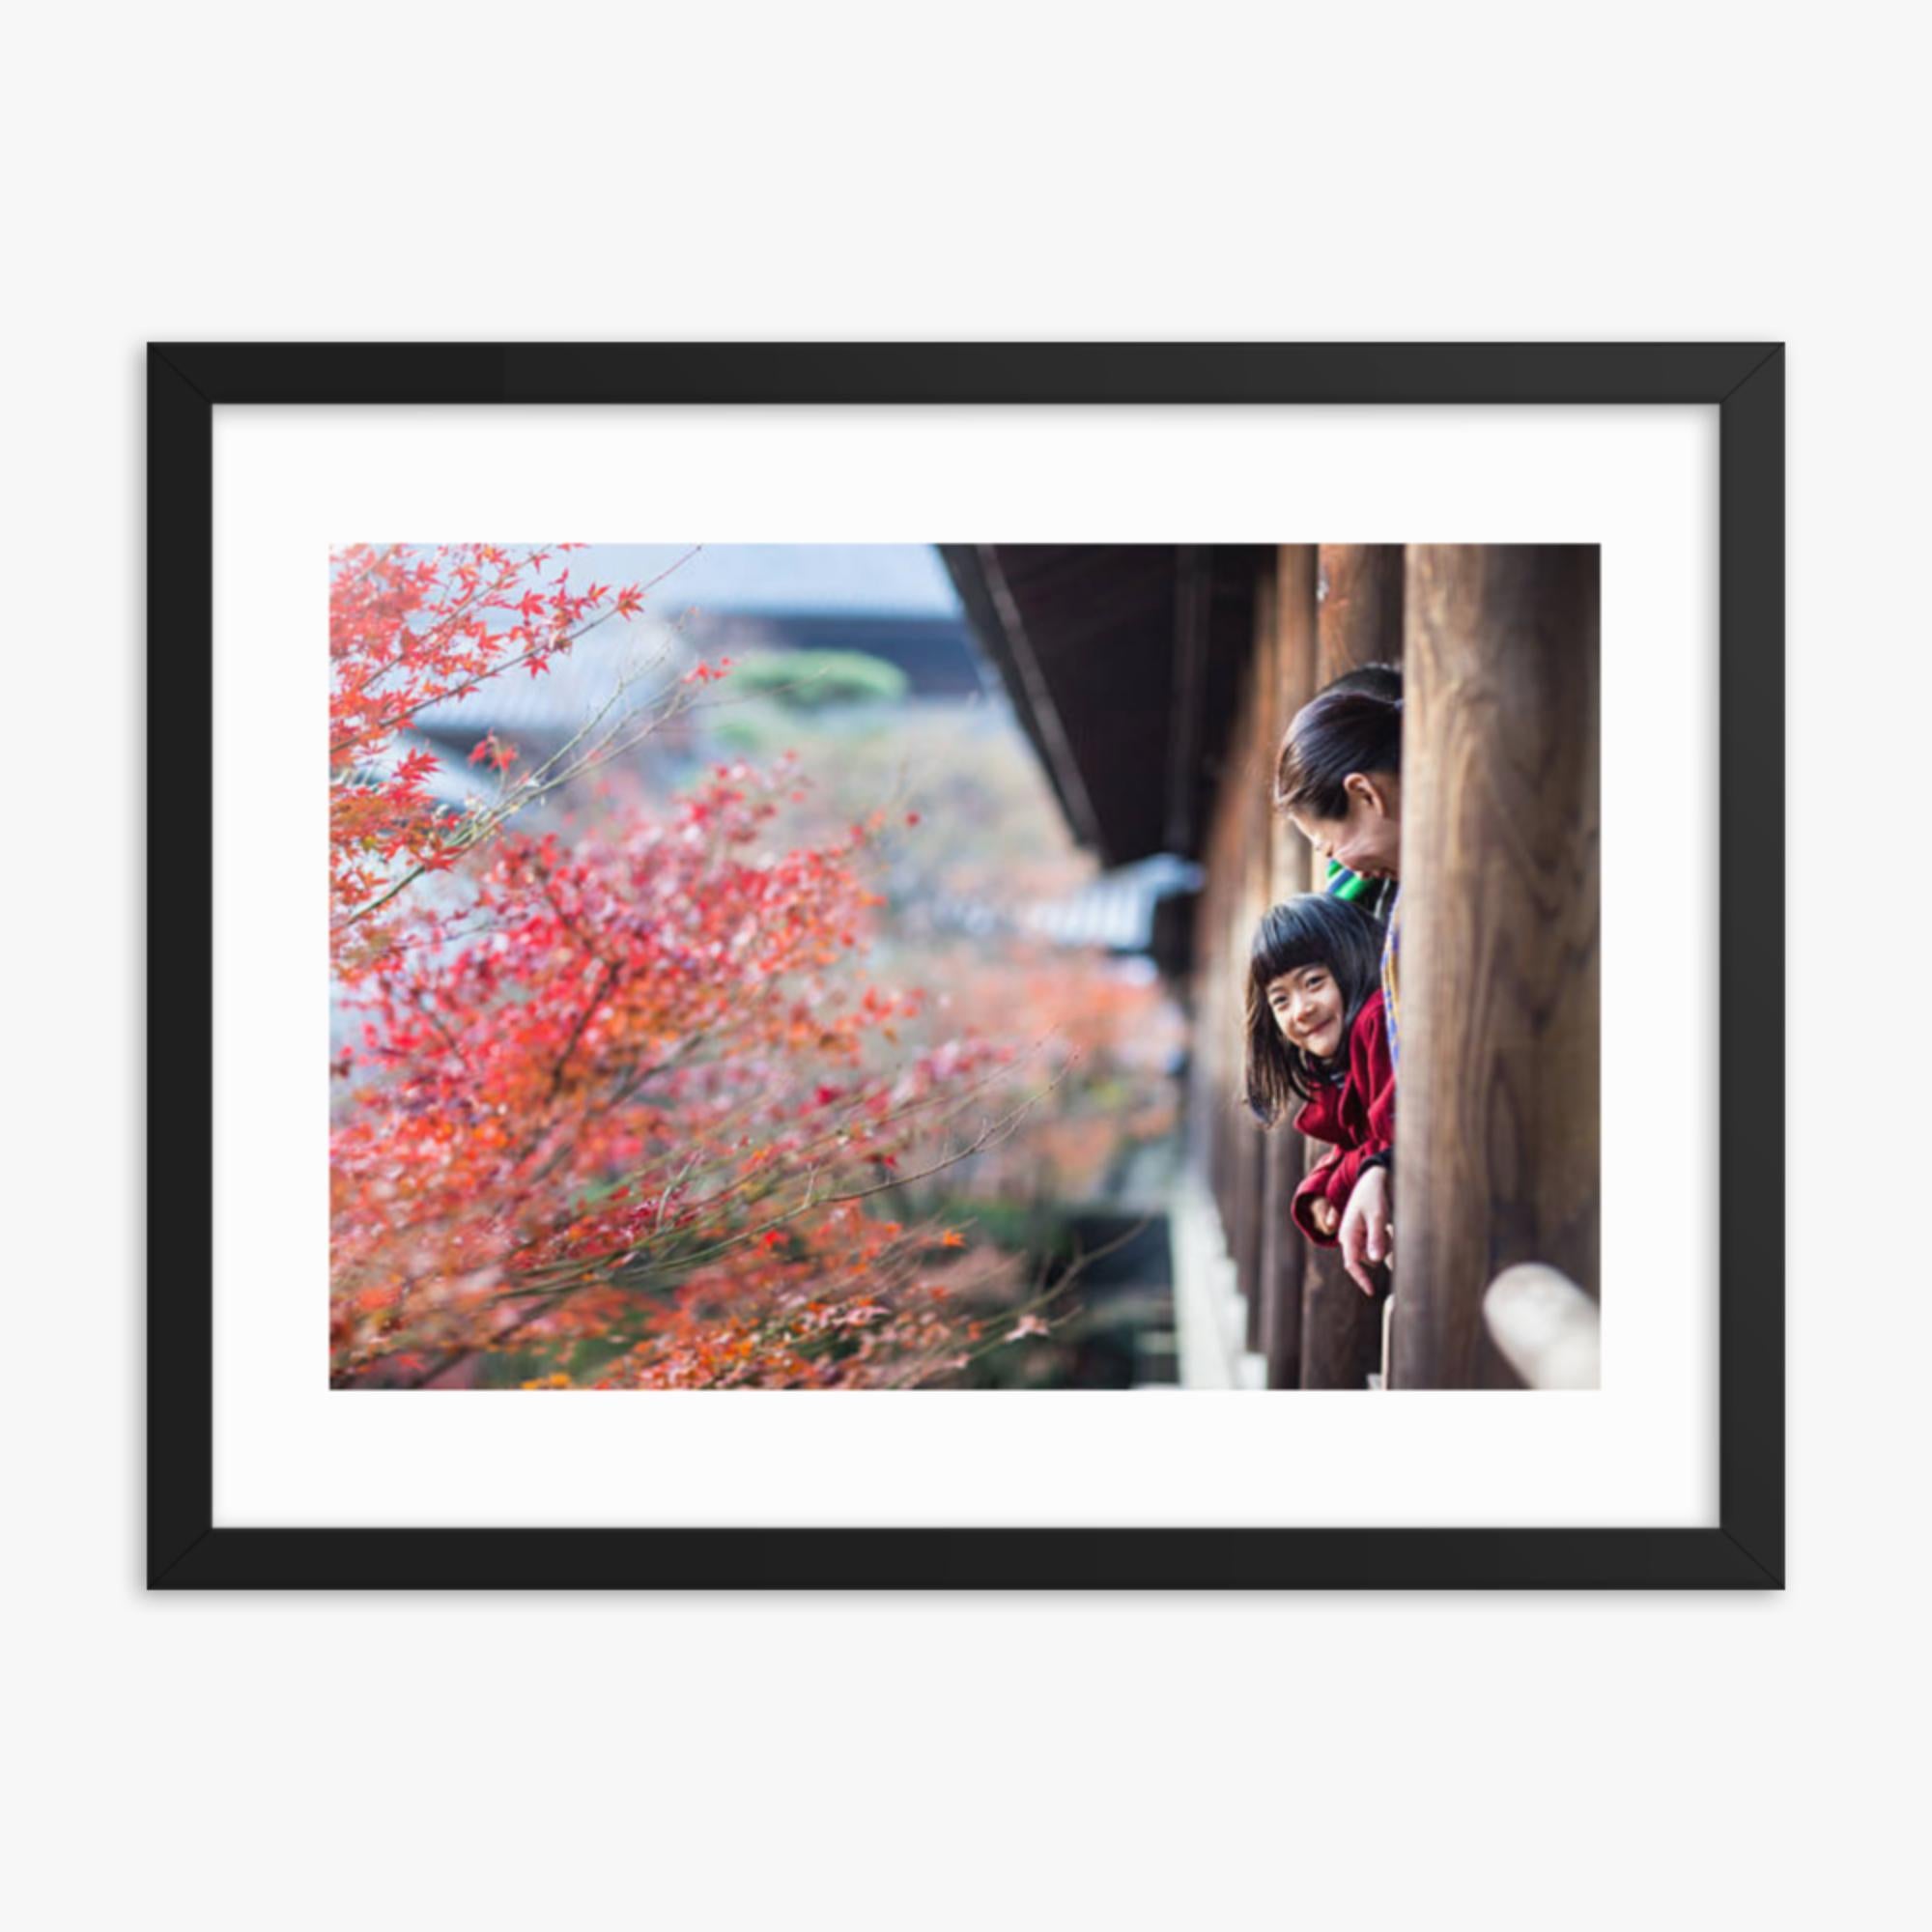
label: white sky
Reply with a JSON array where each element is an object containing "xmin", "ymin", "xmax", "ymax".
[{"xmin": 570, "ymin": 542, "xmax": 963, "ymax": 617}]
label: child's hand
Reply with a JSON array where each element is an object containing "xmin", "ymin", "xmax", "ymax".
[
  {"xmin": 1338, "ymin": 1165, "xmax": 1393, "ymax": 1295},
  {"xmin": 1310, "ymin": 1196, "xmax": 1340, "ymax": 1237}
]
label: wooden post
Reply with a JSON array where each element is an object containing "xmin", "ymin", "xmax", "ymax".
[
  {"xmin": 1318, "ymin": 545, "xmax": 1405, "ymax": 676},
  {"xmin": 1197, "ymin": 754, "xmax": 1246, "ymax": 1257},
  {"xmin": 1233, "ymin": 593, "xmax": 1268, "ymax": 1351},
  {"xmin": 1298, "ymin": 545, "xmax": 1404, "ymax": 1388},
  {"xmin": 1257, "ymin": 547, "xmax": 1318, "ymax": 1387},
  {"xmin": 1392, "ymin": 546, "xmax": 1600, "ymax": 1389}
]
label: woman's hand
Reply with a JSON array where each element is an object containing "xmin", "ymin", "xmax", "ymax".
[
  {"xmin": 1310, "ymin": 1196, "xmax": 1340, "ymax": 1237},
  {"xmin": 1338, "ymin": 1164, "xmax": 1393, "ymax": 1294}
]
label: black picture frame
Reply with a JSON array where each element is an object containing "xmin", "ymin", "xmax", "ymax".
[{"xmin": 149, "ymin": 342, "xmax": 1783, "ymax": 1590}]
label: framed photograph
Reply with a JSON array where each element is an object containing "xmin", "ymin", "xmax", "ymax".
[{"xmin": 149, "ymin": 342, "xmax": 1782, "ymax": 1589}]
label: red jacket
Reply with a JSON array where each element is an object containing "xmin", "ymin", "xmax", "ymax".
[{"xmin": 1289, "ymin": 990, "xmax": 1395, "ymax": 1247}]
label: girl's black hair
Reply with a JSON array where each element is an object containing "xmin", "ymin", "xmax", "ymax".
[
  {"xmin": 1243, "ymin": 893, "xmax": 1387, "ymax": 1123},
  {"xmin": 1273, "ymin": 663, "xmax": 1403, "ymax": 820}
]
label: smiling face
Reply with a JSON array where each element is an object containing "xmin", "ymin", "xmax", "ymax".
[
  {"xmin": 1289, "ymin": 771, "xmax": 1403, "ymax": 882},
  {"xmin": 1266, "ymin": 960, "xmax": 1346, "ymax": 1063}
]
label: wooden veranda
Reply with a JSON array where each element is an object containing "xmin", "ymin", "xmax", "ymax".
[{"xmin": 945, "ymin": 544, "xmax": 1600, "ymax": 1391}]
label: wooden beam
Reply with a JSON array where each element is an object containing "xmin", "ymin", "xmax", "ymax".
[
  {"xmin": 1392, "ymin": 546, "xmax": 1601, "ymax": 1389},
  {"xmin": 943, "ymin": 543, "xmax": 1108, "ymax": 852}
]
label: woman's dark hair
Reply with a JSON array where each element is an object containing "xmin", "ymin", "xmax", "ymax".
[
  {"xmin": 1272, "ymin": 663, "xmax": 1403, "ymax": 820},
  {"xmin": 1243, "ymin": 893, "xmax": 1387, "ymax": 1123}
]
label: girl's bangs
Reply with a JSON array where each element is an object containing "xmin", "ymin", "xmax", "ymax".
[{"xmin": 1251, "ymin": 923, "xmax": 1324, "ymax": 988}]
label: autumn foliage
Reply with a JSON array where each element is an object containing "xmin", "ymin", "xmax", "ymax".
[{"xmin": 329, "ymin": 545, "xmax": 1055, "ymax": 1387}]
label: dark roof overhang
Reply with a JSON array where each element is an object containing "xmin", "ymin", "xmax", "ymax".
[{"xmin": 942, "ymin": 544, "xmax": 1270, "ymax": 870}]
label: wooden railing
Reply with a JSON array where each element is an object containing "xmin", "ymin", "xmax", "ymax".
[{"xmin": 1481, "ymin": 1264, "xmax": 1601, "ymax": 1390}]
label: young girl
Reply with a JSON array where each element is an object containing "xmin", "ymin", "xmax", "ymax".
[
  {"xmin": 1242, "ymin": 895, "xmax": 1393, "ymax": 1277},
  {"xmin": 1272, "ymin": 667, "xmax": 1403, "ymax": 1287}
]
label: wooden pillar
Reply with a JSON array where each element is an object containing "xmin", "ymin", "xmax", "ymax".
[
  {"xmin": 1298, "ymin": 545, "xmax": 1404, "ymax": 1388},
  {"xmin": 1257, "ymin": 547, "xmax": 1318, "ymax": 1386},
  {"xmin": 1232, "ymin": 587, "xmax": 1267, "ymax": 1351},
  {"xmin": 1196, "ymin": 758, "xmax": 1244, "ymax": 1246},
  {"xmin": 1318, "ymin": 545, "xmax": 1405, "ymax": 675},
  {"xmin": 1392, "ymin": 546, "xmax": 1600, "ymax": 1389}
]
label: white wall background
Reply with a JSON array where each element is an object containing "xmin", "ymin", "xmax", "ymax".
[{"xmin": 7, "ymin": 4, "xmax": 1923, "ymax": 1927}]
